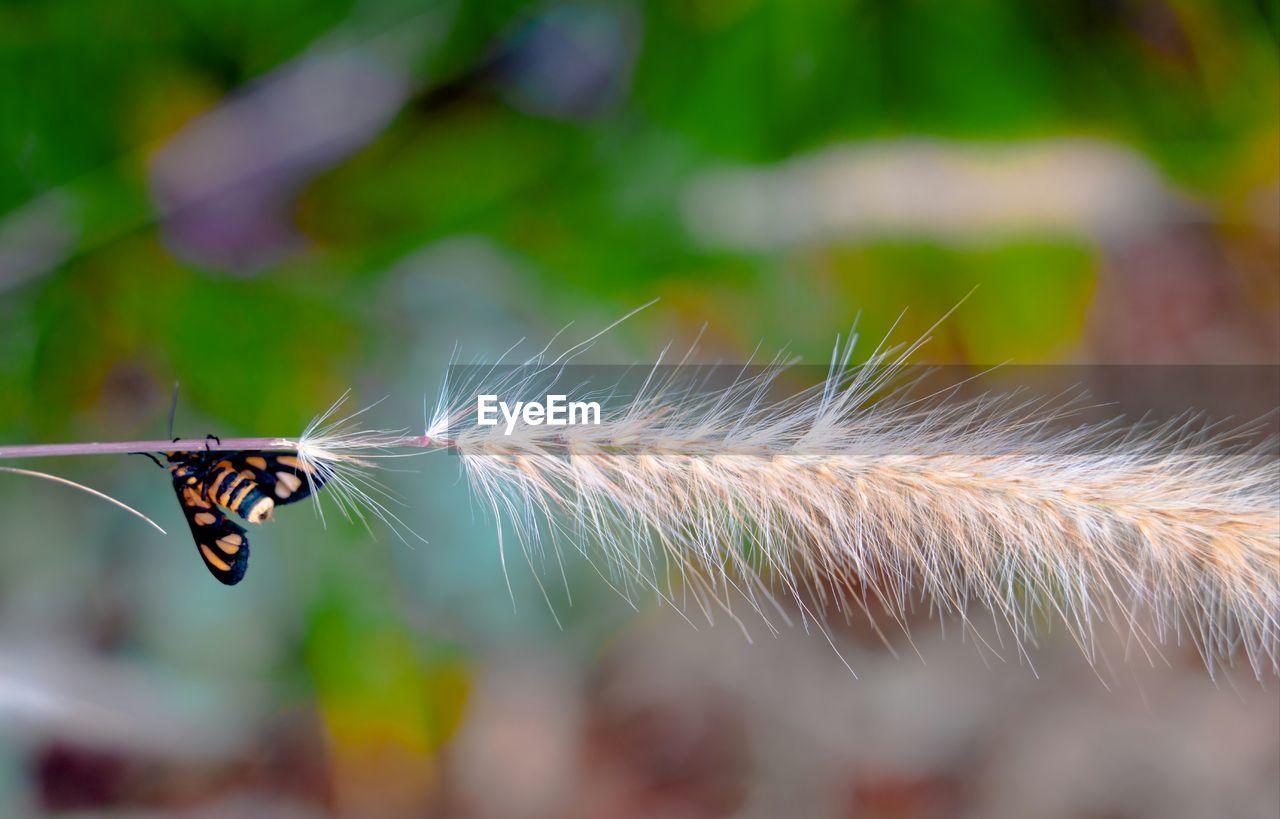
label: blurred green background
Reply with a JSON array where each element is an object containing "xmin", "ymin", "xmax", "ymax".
[{"xmin": 0, "ymin": 2, "xmax": 1277, "ymax": 817}]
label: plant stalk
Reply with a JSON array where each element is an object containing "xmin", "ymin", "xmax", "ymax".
[{"xmin": 0, "ymin": 435, "xmax": 439, "ymax": 459}]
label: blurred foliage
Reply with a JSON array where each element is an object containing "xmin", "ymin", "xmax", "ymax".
[
  {"xmin": 1, "ymin": 1, "xmax": 1276, "ymax": 437},
  {"xmin": 2, "ymin": 1, "xmax": 1277, "ymax": 436},
  {"xmin": 0, "ymin": 1, "xmax": 1276, "ymax": 815}
]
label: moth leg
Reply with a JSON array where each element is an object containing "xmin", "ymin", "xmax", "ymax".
[{"xmin": 192, "ymin": 437, "xmax": 226, "ymax": 489}]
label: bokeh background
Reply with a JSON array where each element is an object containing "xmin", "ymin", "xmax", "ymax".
[{"xmin": 1, "ymin": 2, "xmax": 1278, "ymax": 817}]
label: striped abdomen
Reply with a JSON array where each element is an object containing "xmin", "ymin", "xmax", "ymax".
[{"xmin": 205, "ymin": 462, "xmax": 275, "ymax": 523}]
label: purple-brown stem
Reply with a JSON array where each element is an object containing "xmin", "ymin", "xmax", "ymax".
[{"xmin": 0, "ymin": 435, "xmax": 438, "ymax": 459}]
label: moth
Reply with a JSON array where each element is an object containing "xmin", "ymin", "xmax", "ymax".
[
  {"xmin": 142, "ymin": 439, "xmax": 325, "ymax": 585},
  {"xmin": 135, "ymin": 387, "xmax": 330, "ymax": 584}
]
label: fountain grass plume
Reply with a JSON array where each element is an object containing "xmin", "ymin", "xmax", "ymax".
[{"xmin": 419, "ymin": 322, "xmax": 1279, "ymax": 678}]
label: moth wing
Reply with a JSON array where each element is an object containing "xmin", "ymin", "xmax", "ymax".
[
  {"xmin": 226, "ymin": 451, "xmax": 327, "ymax": 507},
  {"xmin": 173, "ymin": 477, "xmax": 250, "ymax": 585}
]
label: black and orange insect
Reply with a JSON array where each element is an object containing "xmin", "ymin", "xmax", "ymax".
[
  {"xmin": 158, "ymin": 443, "xmax": 325, "ymax": 584},
  {"xmin": 139, "ymin": 391, "xmax": 326, "ymax": 584}
]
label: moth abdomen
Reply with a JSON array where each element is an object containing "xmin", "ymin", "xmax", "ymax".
[{"xmin": 205, "ymin": 462, "xmax": 274, "ymax": 523}]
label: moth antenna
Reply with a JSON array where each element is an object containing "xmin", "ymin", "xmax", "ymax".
[{"xmin": 167, "ymin": 382, "xmax": 180, "ymax": 440}]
